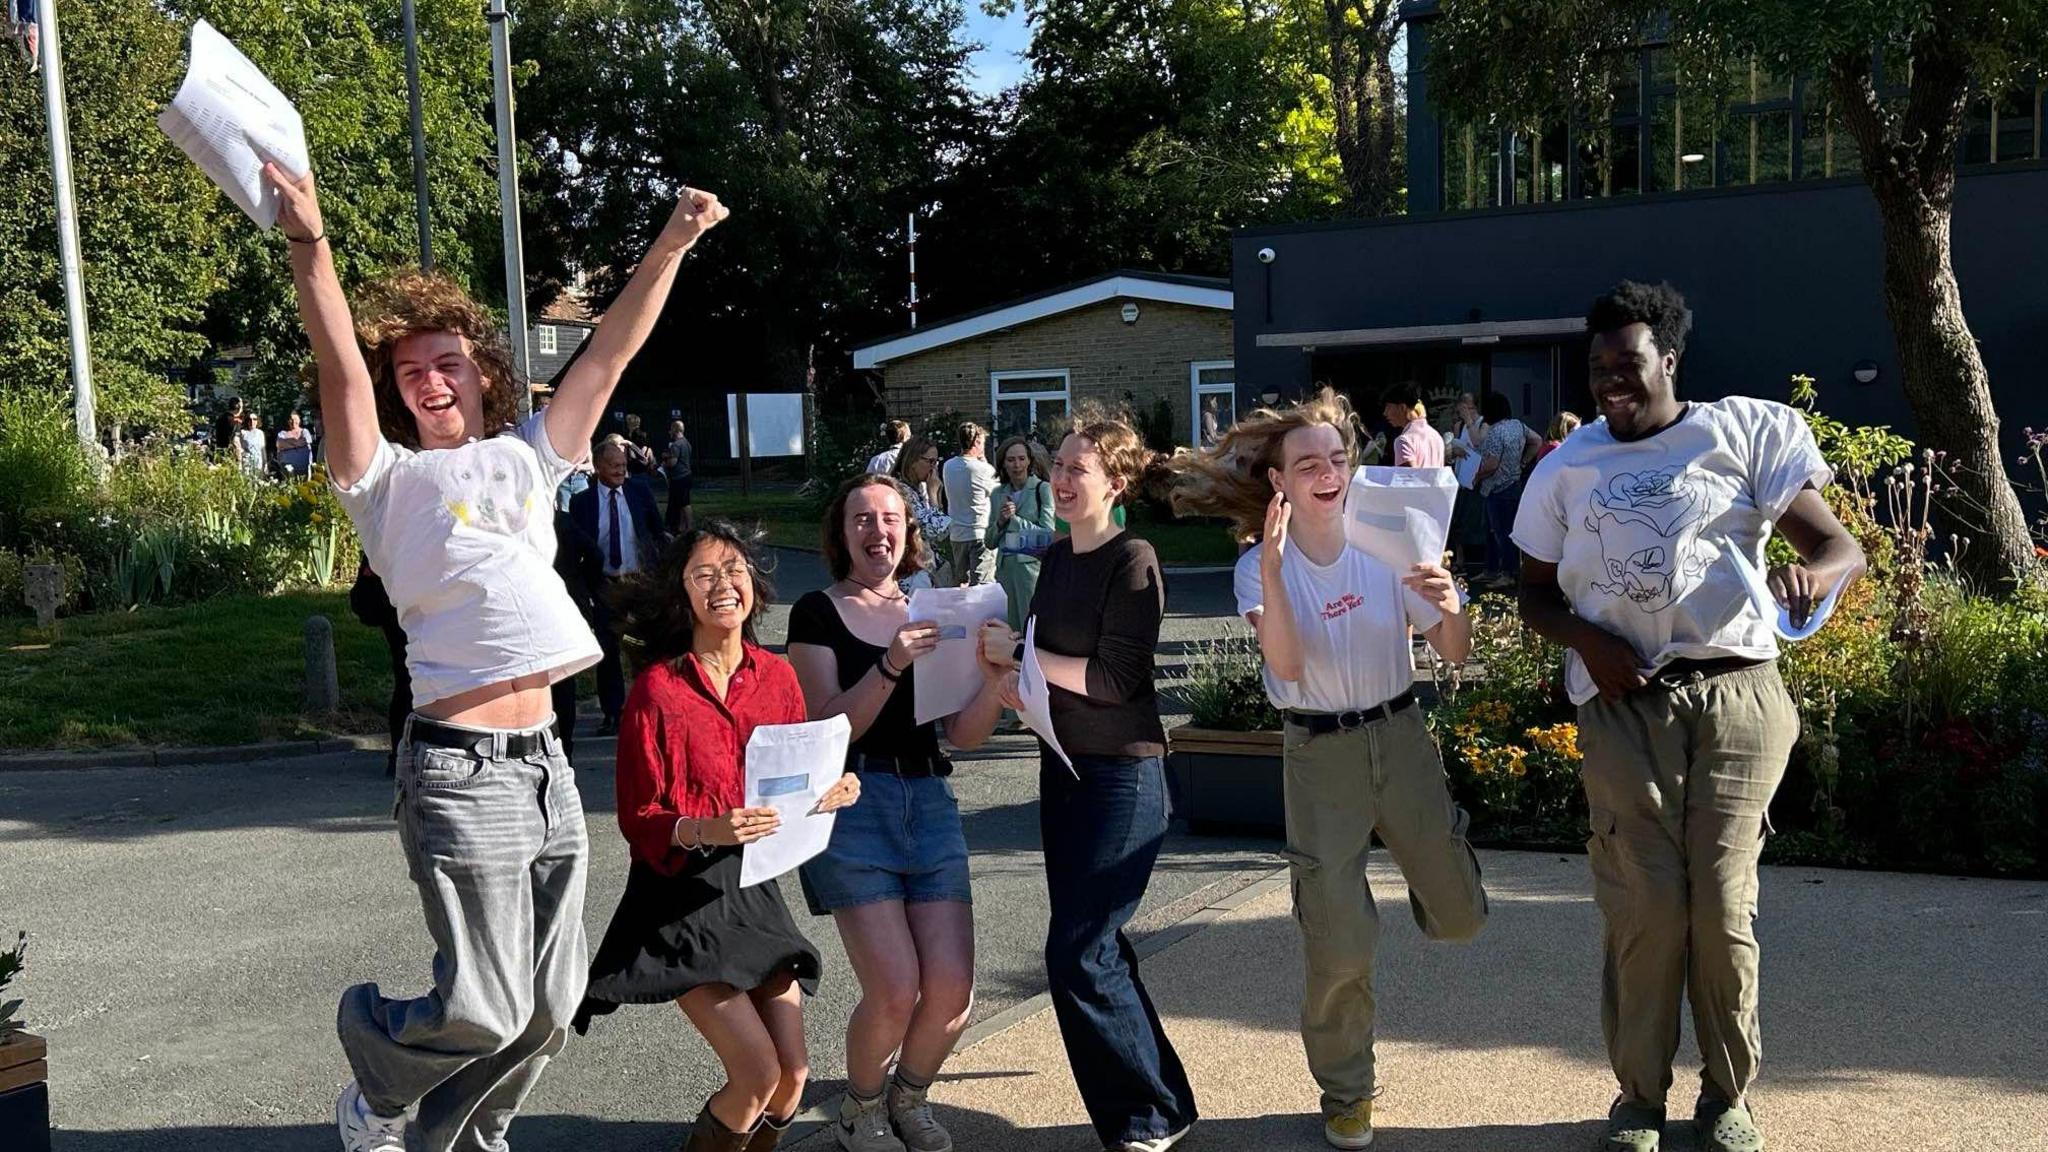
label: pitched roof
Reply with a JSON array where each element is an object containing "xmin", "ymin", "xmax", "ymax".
[{"xmin": 851, "ymin": 270, "xmax": 1232, "ymax": 370}]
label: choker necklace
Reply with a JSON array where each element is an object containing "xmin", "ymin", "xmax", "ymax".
[{"xmin": 848, "ymin": 576, "xmax": 906, "ymax": 603}]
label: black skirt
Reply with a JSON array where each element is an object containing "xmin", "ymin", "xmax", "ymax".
[{"xmin": 573, "ymin": 847, "xmax": 822, "ymax": 1034}]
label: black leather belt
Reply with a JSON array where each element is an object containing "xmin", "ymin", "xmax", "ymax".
[
  {"xmin": 410, "ymin": 717, "xmax": 549, "ymax": 759},
  {"xmin": 1283, "ymin": 690, "xmax": 1417, "ymax": 735},
  {"xmin": 1649, "ymin": 656, "xmax": 1771, "ymax": 691},
  {"xmin": 847, "ymin": 751, "xmax": 951, "ymax": 778}
]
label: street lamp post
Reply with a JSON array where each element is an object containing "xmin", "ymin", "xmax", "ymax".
[
  {"xmin": 401, "ymin": 0, "xmax": 433, "ymax": 270},
  {"xmin": 36, "ymin": 0, "xmax": 95, "ymax": 451},
  {"xmin": 487, "ymin": 0, "xmax": 531, "ymax": 413}
]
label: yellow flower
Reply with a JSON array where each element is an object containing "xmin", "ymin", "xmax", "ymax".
[{"xmin": 1453, "ymin": 722, "xmax": 1480, "ymax": 743}]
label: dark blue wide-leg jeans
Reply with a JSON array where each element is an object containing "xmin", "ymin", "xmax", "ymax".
[{"xmin": 1039, "ymin": 751, "xmax": 1199, "ymax": 1146}]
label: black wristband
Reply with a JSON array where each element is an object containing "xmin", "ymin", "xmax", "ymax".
[
  {"xmin": 287, "ymin": 231, "xmax": 325, "ymax": 245},
  {"xmin": 877, "ymin": 656, "xmax": 902, "ymax": 683},
  {"xmin": 1012, "ymin": 642, "xmax": 1026, "ymax": 665}
]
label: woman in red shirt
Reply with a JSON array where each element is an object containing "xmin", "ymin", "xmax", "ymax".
[{"xmin": 574, "ymin": 520, "xmax": 860, "ymax": 1152}]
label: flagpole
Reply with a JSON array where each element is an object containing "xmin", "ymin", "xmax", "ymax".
[
  {"xmin": 487, "ymin": 0, "xmax": 530, "ymax": 416},
  {"xmin": 37, "ymin": 0, "xmax": 95, "ymax": 450}
]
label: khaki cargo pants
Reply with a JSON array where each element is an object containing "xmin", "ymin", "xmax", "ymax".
[
  {"xmin": 1577, "ymin": 662, "xmax": 1798, "ymax": 1113},
  {"xmin": 1281, "ymin": 704, "xmax": 1489, "ymax": 1114}
]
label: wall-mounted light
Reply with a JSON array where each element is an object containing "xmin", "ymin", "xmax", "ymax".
[
  {"xmin": 1681, "ymin": 152, "xmax": 1707, "ymax": 164},
  {"xmin": 1852, "ymin": 359, "xmax": 1880, "ymax": 385},
  {"xmin": 1121, "ymin": 302, "xmax": 1140, "ymax": 325},
  {"xmin": 1259, "ymin": 390, "xmax": 1281, "ymax": 406}
]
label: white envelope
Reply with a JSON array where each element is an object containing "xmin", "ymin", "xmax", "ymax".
[
  {"xmin": 907, "ymin": 584, "xmax": 1010, "ymax": 723},
  {"xmin": 1018, "ymin": 616, "xmax": 1075, "ymax": 776},
  {"xmin": 739, "ymin": 715, "xmax": 851, "ymax": 888},
  {"xmin": 1727, "ymin": 544, "xmax": 1852, "ymax": 642},
  {"xmin": 158, "ymin": 20, "xmax": 310, "ymax": 229},
  {"xmin": 1343, "ymin": 465, "xmax": 1457, "ymax": 572}
]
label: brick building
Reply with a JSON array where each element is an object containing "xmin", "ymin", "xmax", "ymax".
[{"xmin": 852, "ymin": 271, "xmax": 1236, "ymax": 446}]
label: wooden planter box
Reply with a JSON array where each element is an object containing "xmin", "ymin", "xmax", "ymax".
[
  {"xmin": 1165, "ymin": 725, "xmax": 1284, "ymax": 835},
  {"xmin": 0, "ymin": 1030, "xmax": 49, "ymax": 1152}
]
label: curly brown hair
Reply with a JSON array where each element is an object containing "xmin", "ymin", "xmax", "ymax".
[
  {"xmin": 1061, "ymin": 401, "xmax": 1164, "ymax": 507},
  {"xmin": 353, "ymin": 269, "xmax": 523, "ymax": 448},
  {"xmin": 820, "ymin": 474, "xmax": 929, "ymax": 581},
  {"xmin": 1167, "ymin": 387, "xmax": 1361, "ymax": 542}
]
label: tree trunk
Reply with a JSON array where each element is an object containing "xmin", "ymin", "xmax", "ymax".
[
  {"xmin": 1831, "ymin": 44, "xmax": 2036, "ymax": 591},
  {"xmin": 1320, "ymin": 0, "xmax": 1403, "ymax": 216}
]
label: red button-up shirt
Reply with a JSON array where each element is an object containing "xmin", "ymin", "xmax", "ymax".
[{"xmin": 614, "ymin": 644, "xmax": 808, "ymax": 875}]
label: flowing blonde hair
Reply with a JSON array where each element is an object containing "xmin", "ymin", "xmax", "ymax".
[{"xmin": 1167, "ymin": 387, "xmax": 1361, "ymax": 542}]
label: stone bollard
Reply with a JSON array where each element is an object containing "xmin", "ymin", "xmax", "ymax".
[
  {"xmin": 23, "ymin": 562, "xmax": 63, "ymax": 629},
  {"xmin": 304, "ymin": 615, "xmax": 340, "ymax": 714}
]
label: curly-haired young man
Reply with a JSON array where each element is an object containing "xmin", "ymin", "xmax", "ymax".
[
  {"xmin": 1513, "ymin": 281, "xmax": 1866, "ymax": 1152},
  {"xmin": 262, "ymin": 159, "xmax": 727, "ymax": 1152}
]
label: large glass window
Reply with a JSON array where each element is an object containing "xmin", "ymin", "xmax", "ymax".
[
  {"xmin": 991, "ymin": 370, "xmax": 1069, "ymax": 438},
  {"xmin": 1441, "ymin": 122, "xmax": 1503, "ymax": 210}
]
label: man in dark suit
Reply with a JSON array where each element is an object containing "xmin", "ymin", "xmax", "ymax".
[{"xmin": 569, "ymin": 437, "xmax": 669, "ymax": 734}]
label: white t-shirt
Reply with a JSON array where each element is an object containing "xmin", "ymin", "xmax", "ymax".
[
  {"xmin": 1234, "ymin": 541, "xmax": 1443, "ymax": 713},
  {"xmin": 1511, "ymin": 397, "xmax": 1830, "ymax": 705},
  {"xmin": 941, "ymin": 454, "xmax": 999, "ymax": 542},
  {"xmin": 866, "ymin": 446, "xmax": 901, "ymax": 475},
  {"xmin": 334, "ymin": 410, "xmax": 602, "ymax": 709},
  {"xmin": 237, "ymin": 428, "xmax": 267, "ymax": 475}
]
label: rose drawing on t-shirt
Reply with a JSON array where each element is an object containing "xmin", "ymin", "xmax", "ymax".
[{"xmin": 1584, "ymin": 467, "xmax": 1710, "ymax": 612}]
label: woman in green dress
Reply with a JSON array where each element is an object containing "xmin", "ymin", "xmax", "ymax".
[{"xmin": 985, "ymin": 435, "xmax": 1056, "ymax": 631}]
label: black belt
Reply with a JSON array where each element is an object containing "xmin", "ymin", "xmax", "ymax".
[
  {"xmin": 1283, "ymin": 690, "xmax": 1417, "ymax": 735},
  {"xmin": 409, "ymin": 717, "xmax": 550, "ymax": 759},
  {"xmin": 846, "ymin": 751, "xmax": 951, "ymax": 778},
  {"xmin": 1648, "ymin": 656, "xmax": 1771, "ymax": 691}
]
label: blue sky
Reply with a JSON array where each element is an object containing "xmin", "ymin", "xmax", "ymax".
[{"xmin": 962, "ymin": 4, "xmax": 1033, "ymax": 96}]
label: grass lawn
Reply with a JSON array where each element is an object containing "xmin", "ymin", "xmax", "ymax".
[
  {"xmin": 690, "ymin": 486, "xmax": 1238, "ymax": 566},
  {"xmin": 0, "ymin": 591, "xmax": 395, "ymax": 750}
]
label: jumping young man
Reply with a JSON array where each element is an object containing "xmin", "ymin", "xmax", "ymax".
[
  {"xmin": 263, "ymin": 159, "xmax": 726, "ymax": 1152},
  {"xmin": 1513, "ymin": 282, "xmax": 1865, "ymax": 1152}
]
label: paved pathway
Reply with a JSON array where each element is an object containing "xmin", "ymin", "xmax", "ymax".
[{"xmin": 871, "ymin": 851, "xmax": 2048, "ymax": 1152}]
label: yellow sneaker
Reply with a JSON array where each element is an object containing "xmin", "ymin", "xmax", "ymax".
[{"xmin": 1323, "ymin": 1099, "xmax": 1374, "ymax": 1149}]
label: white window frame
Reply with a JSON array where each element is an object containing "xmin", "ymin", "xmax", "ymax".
[
  {"xmin": 1189, "ymin": 360, "xmax": 1235, "ymax": 445},
  {"xmin": 990, "ymin": 369, "xmax": 1072, "ymax": 433},
  {"xmin": 535, "ymin": 324, "xmax": 558, "ymax": 356}
]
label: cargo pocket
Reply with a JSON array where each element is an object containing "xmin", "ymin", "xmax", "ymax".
[
  {"xmin": 1278, "ymin": 846, "xmax": 1325, "ymax": 938},
  {"xmin": 1584, "ymin": 806, "xmax": 1626, "ymax": 923}
]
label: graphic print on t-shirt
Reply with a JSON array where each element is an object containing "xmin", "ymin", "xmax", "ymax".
[
  {"xmin": 1583, "ymin": 466, "xmax": 1711, "ymax": 612},
  {"xmin": 439, "ymin": 441, "xmax": 541, "ymax": 537},
  {"xmin": 1322, "ymin": 592, "xmax": 1363, "ymax": 620}
]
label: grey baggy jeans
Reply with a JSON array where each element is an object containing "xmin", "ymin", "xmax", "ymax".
[
  {"xmin": 1577, "ymin": 662, "xmax": 1798, "ymax": 1113},
  {"xmin": 338, "ymin": 719, "xmax": 589, "ymax": 1152},
  {"xmin": 1280, "ymin": 705, "xmax": 1489, "ymax": 1114}
]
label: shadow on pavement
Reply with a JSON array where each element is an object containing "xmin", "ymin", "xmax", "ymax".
[
  {"xmin": 54, "ymin": 1116, "xmax": 688, "ymax": 1152},
  {"xmin": 792, "ymin": 1108, "xmax": 1620, "ymax": 1152}
]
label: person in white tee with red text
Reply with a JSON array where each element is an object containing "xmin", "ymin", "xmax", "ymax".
[{"xmin": 1170, "ymin": 388, "xmax": 1488, "ymax": 1150}]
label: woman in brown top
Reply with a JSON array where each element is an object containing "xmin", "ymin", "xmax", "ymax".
[{"xmin": 983, "ymin": 408, "xmax": 1196, "ymax": 1152}]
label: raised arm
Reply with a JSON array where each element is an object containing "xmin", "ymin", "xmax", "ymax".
[
  {"xmin": 264, "ymin": 165, "xmax": 380, "ymax": 488},
  {"xmin": 1246, "ymin": 494, "xmax": 1306, "ymax": 682},
  {"xmin": 543, "ymin": 189, "xmax": 730, "ymax": 460}
]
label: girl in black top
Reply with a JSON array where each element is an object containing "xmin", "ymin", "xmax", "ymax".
[
  {"xmin": 984, "ymin": 409, "xmax": 1196, "ymax": 1152},
  {"xmin": 787, "ymin": 474, "xmax": 1009, "ymax": 1152}
]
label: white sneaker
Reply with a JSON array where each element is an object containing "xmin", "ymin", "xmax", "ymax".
[
  {"xmin": 1112, "ymin": 1124, "xmax": 1193, "ymax": 1152},
  {"xmin": 336, "ymin": 1080, "xmax": 407, "ymax": 1152}
]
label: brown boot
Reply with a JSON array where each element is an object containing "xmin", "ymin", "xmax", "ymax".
[
  {"xmin": 681, "ymin": 1102, "xmax": 754, "ymax": 1152},
  {"xmin": 742, "ymin": 1111, "xmax": 793, "ymax": 1152}
]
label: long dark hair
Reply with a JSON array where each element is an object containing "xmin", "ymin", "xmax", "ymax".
[{"xmin": 609, "ymin": 519, "xmax": 776, "ymax": 669}]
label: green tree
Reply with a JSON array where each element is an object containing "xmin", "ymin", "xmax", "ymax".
[
  {"xmin": 172, "ymin": 0, "xmax": 503, "ymax": 416},
  {"xmin": 919, "ymin": 0, "xmax": 1343, "ymax": 317},
  {"xmin": 0, "ymin": 0, "xmax": 228, "ymax": 440},
  {"xmin": 1289, "ymin": 0, "xmax": 1404, "ymax": 215},
  {"xmin": 517, "ymin": 0, "xmax": 982, "ymax": 392},
  {"xmin": 1428, "ymin": 0, "xmax": 2048, "ymax": 592}
]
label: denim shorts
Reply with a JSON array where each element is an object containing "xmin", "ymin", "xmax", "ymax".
[{"xmin": 799, "ymin": 772, "xmax": 972, "ymax": 915}]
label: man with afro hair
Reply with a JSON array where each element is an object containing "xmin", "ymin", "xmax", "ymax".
[{"xmin": 1512, "ymin": 280, "xmax": 1866, "ymax": 1152}]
